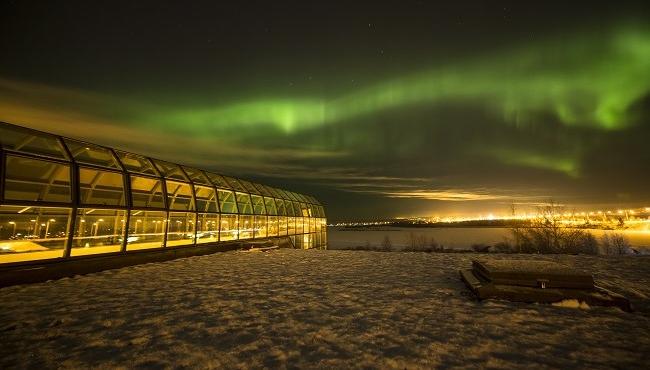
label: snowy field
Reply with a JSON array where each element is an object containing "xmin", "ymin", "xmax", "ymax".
[{"xmin": 1, "ymin": 250, "xmax": 649, "ymax": 369}]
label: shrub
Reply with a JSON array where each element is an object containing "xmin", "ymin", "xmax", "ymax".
[
  {"xmin": 600, "ymin": 233, "xmax": 632, "ymax": 255},
  {"xmin": 493, "ymin": 241, "xmax": 514, "ymax": 253},
  {"xmin": 471, "ymin": 243, "xmax": 491, "ymax": 252}
]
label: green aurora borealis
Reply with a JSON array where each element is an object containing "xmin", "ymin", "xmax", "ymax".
[
  {"xmin": 1, "ymin": 2, "xmax": 649, "ymax": 219},
  {"xmin": 155, "ymin": 22, "xmax": 650, "ymax": 133}
]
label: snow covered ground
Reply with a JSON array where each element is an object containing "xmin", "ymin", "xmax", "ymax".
[{"xmin": 1, "ymin": 250, "xmax": 649, "ymax": 369}]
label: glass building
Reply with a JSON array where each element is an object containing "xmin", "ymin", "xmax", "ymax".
[{"xmin": 0, "ymin": 122, "xmax": 327, "ymax": 268}]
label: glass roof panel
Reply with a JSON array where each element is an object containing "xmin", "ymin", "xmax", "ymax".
[
  {"xmin": 275, "ymin": 199, "xmax": 287, "ymax": 216},
  {"xmin": 0, "ymin": 124, "xmax": 68, "ymax": 160},
  {"xmin": 64, "ymin": 139, "xmax": 120, "ymax": 169},
  {"xmin": 252, "ymin": 183, "xmax": 273, "ymax": 197},
  {"xmin": 274, "ymin": 188, "xmax": 294, "ymax": 200},
  {"xmin": 286, "ymin": 191, "xmax": 301, "ymax": 202},
  {"xmin": 182, "ymin": 166, "xmax": 210, "ymax": 184},
  {"xmin": 239, "ymin": 179, "xmax": 261, "ymax": 195},
  {"xmin": 115, "ymin": 151, "xmax": 158, "ymax": 175},
  {"xmin": 251, "ymin": 195, "xmax": 266, "ymax": 215},
  {"xmin": 264, "ymin": 197, "xmax": 277, "ymax": 215},
  {"xmin": 284, "ymin": 200, "xmax": 296, "ymax": 216},
  {"xmin": 205, "ymin": 172, "xmax": 231, "ymax": 189},
  {"xmin": 292, "ymin": 201, "xmax": 302, "ymax": 216},
  {"xmin": 263, "ymin": 185, "xmax": 282, "ymax": 199},
  {"xmin": 224, "ymin": 177, "xmax": 247, "ymax": 192},
  {"xmin": 304, "ymin": 195, "xmax": 320, "ymax": 204},
  {"xmin": 152, "ymin": 159, "xmax": 188, "ymax": 181}
]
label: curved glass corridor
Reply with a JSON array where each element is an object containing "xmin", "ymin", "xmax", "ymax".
[{"xmin": 0, "ymin": 122, "xmax": 327, "ymax": 264}]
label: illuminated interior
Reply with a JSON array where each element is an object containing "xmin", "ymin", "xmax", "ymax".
[{"xmin": 0, "ymin": 122, "xmax": 327, "ymax": 264}]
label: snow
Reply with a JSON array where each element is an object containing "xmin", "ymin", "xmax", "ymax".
[{"xmin": 1, "ymin": 250, "xmax": 649, "ymax": 369}]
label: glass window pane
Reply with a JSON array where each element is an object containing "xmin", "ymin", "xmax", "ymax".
[
  {"xmin": 309, "ymin": 218, "xmax": 316, "ymax": 233},
  {"xmin": 64, "ymin": 139, "xmax": 120, "ymax": 169},
  {"xmin": 309, "ymin": 204, "xmax": 319, "ymax": 218},
  {"xmin": 194, "ymin": 185, "xmax": 218, "ymax": 212},
  {"xmin": 130, "ymin": 175, "xmax": 165, "ymax": 208},
  {"xmin": 296, "ymin": 217, "xmax": 305, "ymax": 234},
  {"xmin": 318, "ymin": 206, "xmax": 326, "ymax": 218},
  {"xmin": 236, "ymin": 192, "xmax": 253, "ymax": 214},
  {"xmin": 196, "ymin": 213, "xmax": 219, "ymax": 244},
  {"xmin": 284, "ymin": 200, "xmax": 296, "ymax": 216},
  {"xmin": 205, "ymin": 172, "xmax": 231, "ymax": 189},
  {"xmin": 300, "ymin": 203, "xmax": 311, "ymax": 217},
  {"xmin": 238, "ymin": 215, "xmax": 254, "ymax": 239},
  {"xmin": 288, "ymin": 216, "xmax": 297, "ymax": 235},
  {"xmin": 0, "ymin": 125, "xmax": 68, "ymax": 159},
  {"xmin": 315, "ymin": 232, "xmax": 321, "ymax": 249},
  {"xmin": 224, "ymin": 177, "xmax": 247, "ymax": 192},
  {"xmin": 275, "ymin": 199, "xmax": 286, "ymax": 216},
  {"xmin": 308, "ymin": 204, "xmax": 317, "ymax": 218},
  {"xmin": 182, "ymin": 166, "xmax": 210, "ymax": 185},
  {"xmin": 267, "ymin": 215, "xmax": 279, "ymax": 237},
  {"xmin": 167, "ymin": 212, "xmax": 196, "ymax": 247},
  {"xmin": 115, "ymin": 151, "xmax": 158, "ymax": 175},
  {"xmin": 278, "ymin": 216, "xmax": 288, "ymax": 236},
  {"xmin": 126, "ymin": 210, "xmax": 166, "ymax": 250},
  {"xmin": 292, "ymin": 201, "xmax": 302, "ymax": 217},
  {"xmin": 251, "ymin": 195, "xmax": 266, "ymax": 215},
  {"xmin": 166, "ymin": 180, "xmax": 195, "ymax": 211},
  {"xmin": 0, "ymin": 206, "xmax": 70, "ymax": 263},
  {"xmin": 254, "ymin": 215, "xmax": 267, "ymax": 238},
  {"xmin": 302, "ymin": 233, "xmax": 313, "ymax": 249},
  {"xmin": 217, "ymin": 189, "xmax": 238, "ymax": 213},
  {"xmin": 4, "ymin": 155, "xmax": 71, "ymax": 203},
  {"xmin": 220, "ymin": 214, "xmax": 238, "ymax": 241},
  {"xmin": 153, "ymin": 159, "xmax": 188, "ymax": 181},
  {"xmin": 264, "ymin": 197, "xmax": 277, "ymax": 215},
  {"xmin": 79, "ymin": 168, "xmax": 125, "ymax": 206},
  {"xmin": 71, "ymin": 209, "xmax": 126, "ymax": 256}
]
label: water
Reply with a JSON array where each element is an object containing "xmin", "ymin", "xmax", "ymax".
[{"xmin": 327, "ymin": 226, "xmax": 650, "ymax": 251}]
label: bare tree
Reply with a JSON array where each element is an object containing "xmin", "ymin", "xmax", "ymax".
[{"xmin": 509, "ymin": 200, "xmax": 598, "ymax": 255}]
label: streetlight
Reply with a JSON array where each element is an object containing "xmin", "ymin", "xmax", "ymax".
[
  {"xmin": 93, "ymin": 219, "xmax": 103, "ymax": 237},
  {"xmin": 8, "ymin": 221, "xmax": 16, "ymax": 237},
  {"xmin": 44, "ymin": 219, "xmax": 55, "ymax": 238},
  {"xmin": 29, "ymin": 219, "xmax": 36, "ymax": 236}
]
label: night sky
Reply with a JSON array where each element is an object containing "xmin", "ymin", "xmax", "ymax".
[{"xmin": 1, "ymin": 1, "xmax": 649, "ymax": 221}]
